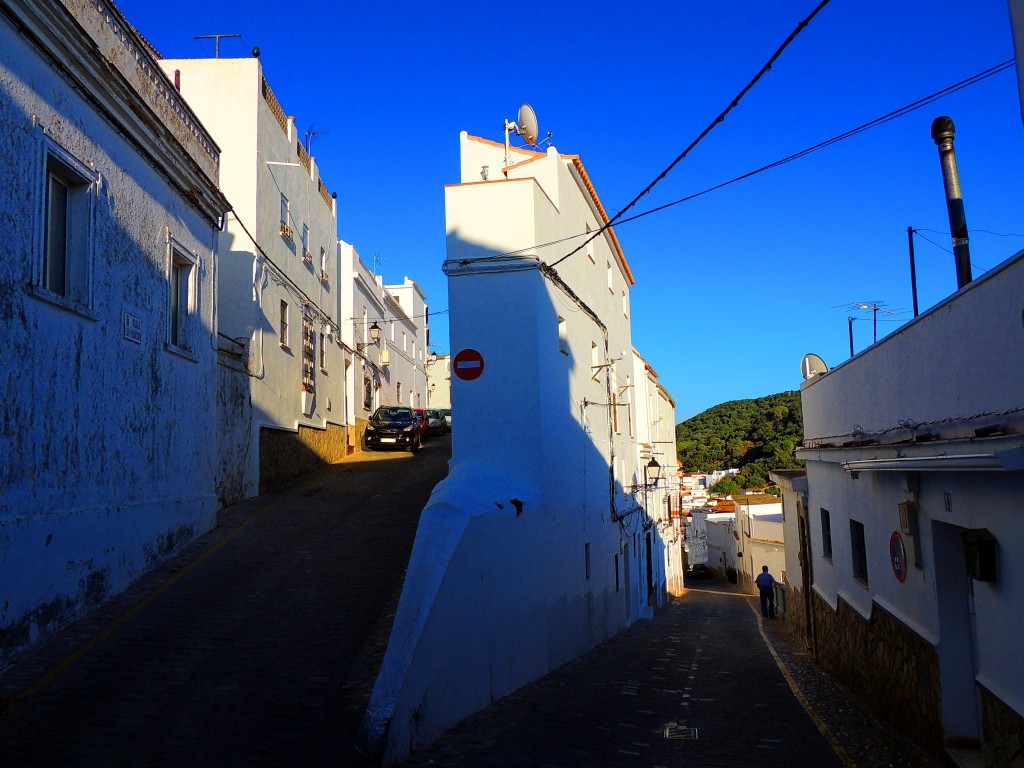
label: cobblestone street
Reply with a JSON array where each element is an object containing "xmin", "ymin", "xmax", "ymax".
[{"xmin": 1, "ymin": 436, "xmax": 939, "ymax": 767}]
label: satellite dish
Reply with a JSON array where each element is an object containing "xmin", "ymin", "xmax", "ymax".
[
  {"xmin": 800, "ymin": 353, "xmax": 829, "ymax": 380},
  {"xmin": 517, "ymin": 103, "xmax": 539, "ymax": 146}
]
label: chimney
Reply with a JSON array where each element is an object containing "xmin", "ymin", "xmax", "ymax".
[{"xmin": 930, "ymin": 116, "xmax": 972, "ymax": 289}]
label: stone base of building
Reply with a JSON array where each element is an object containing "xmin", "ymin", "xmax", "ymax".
[
  {"xmin": 981, "ymin": 684, "xmax": 1024, "ymax": 768},
  {"xmin": 808, "ymin": 591, "xmax": 944, "ymax": 760},
  {"xmin": 259, "ymin": 422, "xmax": 349, "ymax": 493}
]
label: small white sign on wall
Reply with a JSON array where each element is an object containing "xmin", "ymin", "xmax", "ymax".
[{"xmin": 123, "ymin": 312, "xmax": 142, "ymax": 344}]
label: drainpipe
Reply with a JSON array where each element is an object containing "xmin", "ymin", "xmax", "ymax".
[{"xmin": 930, "ymin": 116, "xmax": 972, "ymax": 289}]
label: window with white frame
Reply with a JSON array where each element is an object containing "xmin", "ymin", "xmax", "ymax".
[
  {"xmin": 319, "ymin": 331, "xmax": 327, "ymax": 372},
  {"xmin": 280, "ymin": 195, "xmax": 291, "ymax": 239},
  {"xmin": 363, "ymin": 373, "xmax": 372, "ymax": 409},
  {"xmin": 586, "ymin": 223, "xmax": 595, "ymax": 263},
  {"xmin": 558, "ymin": 316, "xmax": 569, "ymax": 356},
  {"xmin": 606, "ymin": 261, "xmax": 613, "ymax": 294},
  {"xmin": 279, "ymin": 300, "xmax": 289, "ymax": 348},
  {"xmin": 168, "ymin": 243, "xmax": 197, "ymax": 352},
  {"xmin": 40, "ymin": 144, "xmax": 94, "ymax": 307},
  {"xmin": 397, "ymin": 381, "xmax": 402, "ymax": 402}
]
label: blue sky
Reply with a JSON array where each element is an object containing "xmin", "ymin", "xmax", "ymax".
[{"xmin": 117, "ymin": 0, "xmax": 1024, "ymax": 419}]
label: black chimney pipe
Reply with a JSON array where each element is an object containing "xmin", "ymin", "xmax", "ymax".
[{"xmin": 930, "ymin": 116, "xmax": 972, "ymax": 289}]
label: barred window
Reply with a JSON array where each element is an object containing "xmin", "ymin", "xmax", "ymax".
[{"xmin": 301, "ymin": 315, "xmax": 315, "ymax": 393}]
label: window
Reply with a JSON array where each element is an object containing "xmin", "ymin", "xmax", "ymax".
[
  {"xmin": 622, "ymin": 290, "xmax": 629, "ymax": 318},
  {"xmin": 820, "ymin": 508, "xmax": 833, "ymax": 560},
  {"xmin": 397, "ymin": 382, "xmax": 402, "ymax": 402},
  {"xmin": 320, "ymin": 246, "xmax": 327, "ymax": 273},
  {"xmin": 851, "ymin": 519, "xmax": 868, "ymax": 584},
  {"xmin": 301, "ymin": 315, "xmax": 315, "ymax": 393},
  {"xmin": 40, "ymin": 147, "xmax": 94, "ymax": 307},
  {"xmin": 586, "ymin": 223, "xmax": 595, "ymax": 264},
  {"xmin": 279, "ymin": 300, "xmax": 289, "ymax": 347},
  {"xmin": 280, "ymin": 195, "xmax": 291, "ymax": 239},
  {"xmin": 558, "ymin": 316, "xmax": 568, "ymax": 356},
  {"xmin": 363, "ymin": 374, "xmax": 373, "ymax": 409},
  {"xmin": 301, "ymin": 224, "xmax": 309, "ymax": 260},
  {"xmin": 169, "ymin": 244, "xmax": 197, "ymax": 352},
  {"xmin": 319, "ymin": 331, "xmax": 327, "ymax": 372},
  {"xmin": 607, "ymin": 261, "xmax": 613, "ymax": 293}
]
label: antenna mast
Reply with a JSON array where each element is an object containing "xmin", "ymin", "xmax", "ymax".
[{"xmin": 194, "ymin": 33, "xmax": 241, "ymax": 58}]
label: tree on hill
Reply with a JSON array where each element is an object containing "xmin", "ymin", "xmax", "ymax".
[{"xmin": 675, "ymin": 391, "xmax": 803, "ymax": 491}]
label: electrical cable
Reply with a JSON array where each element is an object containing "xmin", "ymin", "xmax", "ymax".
[
  {"xmin": 451, "ymin": 58, "xmax": 1012, "ymax": 271},
  {"xmin": 548, "ymin": 0, "xmax": 833, "ymax": 269}
]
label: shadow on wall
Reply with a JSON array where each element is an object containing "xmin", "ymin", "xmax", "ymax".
[
  {"xmin": 359, "ymin": 231, "xmax": 668, "ymax": 764},
  {"xmin": 0, "ymin": 72, "xmax": 225, "ymax": 665}
]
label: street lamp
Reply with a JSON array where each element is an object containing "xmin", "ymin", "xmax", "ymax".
[{"xmin": 357, "ymin": 322, "xmax": 381, "ymax": 352}]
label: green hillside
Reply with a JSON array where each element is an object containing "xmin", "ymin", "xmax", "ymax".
[{"xmin": 675, "ymin": 391, "xmax": 804, "ymax": 490}]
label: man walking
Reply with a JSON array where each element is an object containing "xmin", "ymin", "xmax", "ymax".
[{"xmin": 755, "ymin": 565, "xmax": 777, "ymax": 619}]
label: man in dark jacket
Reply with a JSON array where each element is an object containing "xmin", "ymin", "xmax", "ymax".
[{"xmin": 755, "ymin": 565, "xmax": 777, "ymax": 618}]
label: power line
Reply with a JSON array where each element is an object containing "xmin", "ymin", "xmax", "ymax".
[
  {"xmin": 450, "ymin": 58, "xmax": 1014, "ymax": 270},
  {"xmin": 548, "ymin": 0, "xmax": 833, "ymax": 269}
]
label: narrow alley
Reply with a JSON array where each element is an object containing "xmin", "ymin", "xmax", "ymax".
[{"xmin": 0, "ymin": 436, "xmax": 937, "ymax": 767}]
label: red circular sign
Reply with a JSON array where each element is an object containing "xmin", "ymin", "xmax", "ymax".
[
  {"xmin": 453, "ymin": 348, "xmax": 485, "ymax": 381},
  {"xmin": 890, "ymin": 531, "xmax": 907, "ymax": 583}
]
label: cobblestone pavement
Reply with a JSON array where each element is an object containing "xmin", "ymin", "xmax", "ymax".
[
  {"xmin": 398, "ymin": 580, "xmax": 941, "ymax": 768},
  {"xmin": 0, "ymin": 437, "xmax": 452, "ymax": 767},
  {"xmin": 2, "ymin": 436, "xmax": 941, "ymax": 767}
]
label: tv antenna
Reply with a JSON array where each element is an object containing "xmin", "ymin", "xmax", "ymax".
[
  {"xmin": 194, "ymin": 33, "xmax": 241, "ymax": 58},
  {"xmin": 304, "ymin": 124, "xmax": 329, "ymax": 154},
  {"xmin": 840, "ymin": 300, "xmax": 901, "ymax": 344},
  {"xmin": 503, "ymin": 103, "xmax": 552, "ymax": 172},
  {"xmin": 372, "ymin": 252, "xmax": 385, "ymax": 276}
]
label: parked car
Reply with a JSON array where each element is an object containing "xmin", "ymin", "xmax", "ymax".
[
  {"xmin": 413, "ymin": 408, "xmax": 430, "ymax": 442},
  {"xmin": 441, "ymin": 408, "xmax": 451, "ymax": 429},
  {"xmin": 362, "ymin": 406, "xmax": 421, "ymax": 453},
  {"xmin": 426, "ymin": 408, "xmax": 448, "ymax": 435},
  {"xmin": 686, "ymin": 563, "xmax": 713, "ymax": 579}
]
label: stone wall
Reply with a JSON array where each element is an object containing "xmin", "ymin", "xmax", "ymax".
[
  {"xmin": 810, "ymin": 592, "xmax": 943, "ymax": 760},
  {"xmin": 981, "ymin": 684, "xmax": 1024, "ymax": 768},
  {"xmin": 784, "ymin": 583, "xmax": 811, "ymax": 650},
  {"xmin": 258, "ymin": 423, "xmax": 349, "ymax": 493}
]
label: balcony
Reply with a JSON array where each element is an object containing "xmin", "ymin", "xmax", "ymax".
[
  {"xmin": 280, "ymin": 222, "xmax": 293, "ymax": 241},
  {"xmin": 303, "ymin": 249, "xmax": 313, "ymax": 265},
  {"xmin": 320, "ymin": 270, "xmax": 329, "ymax": 286}
]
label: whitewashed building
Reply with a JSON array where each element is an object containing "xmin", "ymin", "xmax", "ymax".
[
  {"xmin": 632, "ymin": 352, "xmax": 683, "ymax": 598},
  {"xmin": 340, "ymin": 240, "xmax": 430, "ymax": 446},
  {"xmin": 1, "ymin": 0, "xmax": 229, "ymax": 661},
  {"xmin": 361, "ymin": 131, "xmax": 673, "ymax": 763},
  {"xmin": 426, "ymin": 354, "xmax": 451, "ymax": 409},
  {"xmin": 157, "ymin": 56, "xmax": 350, "ymax": 495},
  {"xmin": 794, "ymin": 250, "xmax": 1024, "ymax": 764}
]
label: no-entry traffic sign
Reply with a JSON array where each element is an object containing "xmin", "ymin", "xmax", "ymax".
[{"xmin": 453, "ymin": 348, "xmax": 485, "ymax": 381}]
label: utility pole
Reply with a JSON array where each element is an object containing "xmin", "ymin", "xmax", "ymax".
[{"xmin": 907, "ymin": 227, "xmax": 919, "ymax": 317}]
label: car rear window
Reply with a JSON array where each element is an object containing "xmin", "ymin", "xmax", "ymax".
[{"xmin": 373, "ymin": 407, "xmax": 412, "ymax": 422}]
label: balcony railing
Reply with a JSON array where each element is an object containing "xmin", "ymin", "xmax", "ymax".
[
  {"xmin": 280, "ymin": 222, "xmax": 293, "ymax": 240},
  {"xmin": 302, "ymin": 249, "xmax": 312, "ymax": 265}
]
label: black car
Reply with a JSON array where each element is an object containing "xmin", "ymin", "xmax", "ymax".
[
  {"xmin": 687, "ymin": 563, "xmax": 712, "ymax": 579},
  {"xmin": 362, "ymin": 406, "xmax": 421, "ymax": 453}
]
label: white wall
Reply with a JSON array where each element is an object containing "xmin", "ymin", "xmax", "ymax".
[
  {"xmin": 161, "ymin": 57, "xmax": 349, "ymax": 495},
  {"xmin": 362, "ymin": 132, "xmax": 662, "ymax": 763},
  {"xmin": 797, "ymin": 250, "xmax": 1024, "ymax": 724},
  {"xmin": 1, "ymin": 0, "xmax": 226, "ymax": 661}
]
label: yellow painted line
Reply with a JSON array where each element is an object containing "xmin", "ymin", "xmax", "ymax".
[
  {"xmin": 4, "ymin": 506, "xmax": 265, "ymax": 711},
  {"xmin": 749, "ymin": 600, "xmax": 857, "ymax": 768}
]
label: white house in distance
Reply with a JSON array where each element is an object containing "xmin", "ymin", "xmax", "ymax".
[
  {"xmin": 157, "ymin": 55, "xmax": 351, "ymax": 495},
  {"xmin": 794, "ymin": 249, "xmax": 1024, "ymax": 765},
  {"xmin": 361, "ymin": 130, "xmax": 675, "ymax": 763},
  {"xmin": 732, "ymin": 494, "xmax": 785, "ymax": 593},
  {"xmin": 426, "ymin": 353, "xmax": 451, "ymax": 409},
  {"xmin": 0, "ymin": 0, "xmax": 229, "ymax": 662},
  {"xmin": 339, "ymin": 240, "xmax": 430, "ymax": 445}
]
